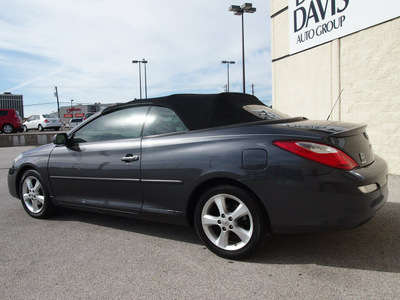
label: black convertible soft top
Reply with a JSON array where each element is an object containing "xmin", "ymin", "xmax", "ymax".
[{"xmin": 110, "ymin": 93, "xmax": 268, "ymax": 131}]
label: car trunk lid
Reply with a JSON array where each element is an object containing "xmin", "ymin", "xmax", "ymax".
[{"xmin": 278, "ymin": 119, "xmax": 374, "ymax": 167}]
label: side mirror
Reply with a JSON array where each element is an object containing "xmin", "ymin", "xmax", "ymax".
[{"xmin": 53, "ymin": 133, "xmax": 68, "ymax": 145}]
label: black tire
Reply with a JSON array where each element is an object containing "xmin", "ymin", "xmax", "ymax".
[
  {"xmin": 38, "ymin": 124, "xmax": 43, "ymax": 131},
  {"xmin": 54, "ymin": 127, "xmax": 60, "ymax": 131},
  {"xmin": 194, "ymin": 185, "xmax": 266, "ymax": 259},
  {"xmin": 3, "ymin": 124, "xmax": 14, "ymax": 134},
  {"xmin": 23, "ymin": 125, "xmax": 28, "ymax": 132},
  {"xmin": 19, "ymin": 170, "xmax": 55, "ymax": 219}
]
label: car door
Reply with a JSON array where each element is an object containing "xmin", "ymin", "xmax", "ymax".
[
  {"xmin": 26, "ymin": 115, "xmax": 37, "ymax": 129},
  {"xmin": 48, "ymin": 106, "xmax": 150, "ymax": 213},
  {"xmin": 140, "ymin": 106, "xmax": 190, "ymax": 215}
]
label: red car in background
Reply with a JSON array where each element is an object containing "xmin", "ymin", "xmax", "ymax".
[{"xmin": 0, "ymin": 109, "xmax": 23, "ymax": 133}]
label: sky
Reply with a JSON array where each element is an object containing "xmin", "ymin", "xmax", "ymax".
[{"xmin": 0, "ymin": 0, "xmax": 272, "ymax": 117}]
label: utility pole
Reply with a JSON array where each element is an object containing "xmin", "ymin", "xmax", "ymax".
[
  {"xmin": 251, "ymin": 84, "xmax": 255, "ymax": 95},
  {"xmin": 54, "ymin": 86, "xmax": 60, "ymax": 118}
]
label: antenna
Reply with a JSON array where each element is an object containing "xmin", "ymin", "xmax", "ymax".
[{"xmin": 327, "ymin": 89, "xmax": 343, "ymax": 121}]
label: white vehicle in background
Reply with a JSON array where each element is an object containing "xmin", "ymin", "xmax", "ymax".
[
  {"xmin": 69, "ymin": 118, "xmax": 83, "ymax": 129},
  {"xmin": 23, "ymin": 114, "xmax": 62, "ymax": 132}
]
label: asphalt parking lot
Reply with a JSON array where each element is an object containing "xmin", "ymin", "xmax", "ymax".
[{"xmin": 1, "ymin": 146, "xmax": 399, "ymax": 299}]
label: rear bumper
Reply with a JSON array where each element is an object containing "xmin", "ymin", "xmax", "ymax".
[
  {"xmin": 248, "ymin": 156, "xmax": 389, "ymax": 234},
  {"xmin": 42, "ymin": 124, "xmax": 62, "ymax": 129}
]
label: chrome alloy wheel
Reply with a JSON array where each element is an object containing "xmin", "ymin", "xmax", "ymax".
[
  {"xmin": 201, "ymin": 193, "xmax": 254, "ymax": 251},
  {"xmin": 22, "ymin": 176, "xmax": 45, "ymax": 214}
]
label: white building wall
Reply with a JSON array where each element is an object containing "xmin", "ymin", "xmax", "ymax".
[
  {"xmin": 272, "ymin": 41, "xmax": 341, "ymax": 120},
  {"xmin": 340, "ymin": 18, "xmax": 400, "ymax": 174}
]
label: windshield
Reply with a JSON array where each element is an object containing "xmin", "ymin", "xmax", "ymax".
[{"xmin": 243, "ymin": 105, "xmax": 290, "ymax": 120}]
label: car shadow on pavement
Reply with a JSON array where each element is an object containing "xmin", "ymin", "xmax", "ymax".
[
  {"xmin": 250, "ymin": 202, "xmax": 400, "ymax": 273},
  {"xmin": 52, "ymin": 208, "xmax": 202, "ymax": 245},
  {"xmin": 50, "ymin": 201, "xmax": 400, "ymax": 273}
]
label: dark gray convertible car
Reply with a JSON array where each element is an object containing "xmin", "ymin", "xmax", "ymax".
[{"xmin": 8, "ymin": 93, "xmax": 388, "ymax": 259}]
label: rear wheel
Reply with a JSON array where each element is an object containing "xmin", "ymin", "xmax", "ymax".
[
  {"xmin": 194, "ymin": 185, "xmax": 266, "ymax": 259},
  {"xmin": 19, "ymin": 170, "xmax": 55, "ymax": 219},
  {"xmin": 3, "ymin": 124, "xmax": 14, "ymax": 134}
]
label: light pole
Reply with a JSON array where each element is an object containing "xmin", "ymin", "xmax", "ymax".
[
  {"xmin": 142, "ymin": 59, "xmax": 148, "ymax": 99},
  {"xmin": 221, "ymin": 61, "xmax": 235, "ymax": 92},
  {"xmin": 132, "ymin": 59, "xmax": 148, "ymax": 99},
  {"xmin": 229, "ymin": 3, "xmax": 256, "ymax": 94},
  {"xmin": 132, "ymin": 60, "xmax": 142, "ymax": 99},
  {"xmin": 70, "ymin": 99, "xmax": 74, "ymax": 108}
]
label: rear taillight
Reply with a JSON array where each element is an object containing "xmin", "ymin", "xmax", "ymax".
[
  {"xmin": 273, "ymin": 140, "xmax": 358, "ymax": 170},
  {"xmin": 44, "ymin": 119, "xmax": 49, "ymax": 123}
]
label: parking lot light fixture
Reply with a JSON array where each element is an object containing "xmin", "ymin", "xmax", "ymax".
[{"xmin": 229, "ymin": 3, "xmax": 256, "ymax": 94}]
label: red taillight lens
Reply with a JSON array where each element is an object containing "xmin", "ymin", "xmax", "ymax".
[
  {"xmin": 273, "ymin": 140, "xmax": 358, "ymax": 170},
  {"xmin": 44, "ymin": 119, "xmax": 49, "ymax": 123}
]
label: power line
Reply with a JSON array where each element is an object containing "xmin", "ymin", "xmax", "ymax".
[
  {"xmin": 24, "ymin": 102, "xmax": 56, "ymax": 107},
  {"xmin": 6, "ymin": 83, "xmax": 272, "ymax": 89}
]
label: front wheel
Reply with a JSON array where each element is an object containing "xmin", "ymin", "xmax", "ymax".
[
  {"xmin": 19, "ymin": 170, "xmax": 55, "ymax": 219},
  {"xmin": 38, "ymin": 124, "xmax": 43, "ymax": 131},
  {"xmin": 194, "ymin": 185, "xmax": 266, "ymax": 259},
  {"xmin": 3, "ymin": 124, "xmax": 14, "ymax": 134},
  {"xmin": 23, "ymin": 125, "xmax": 28, "ymax": 132}
]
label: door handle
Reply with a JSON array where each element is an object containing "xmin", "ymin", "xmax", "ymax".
[{"xmin": 121, "ymin": 154, "xmax": 139, "ymax": 162}]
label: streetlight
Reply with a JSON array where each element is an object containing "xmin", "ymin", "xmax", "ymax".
[
  {"xmin": 70, "ymin": 99, "xmax": 74, "ymax": 108},
  {"xmin": 132, "ymin": 60, "xmax": 142, "ymax": 99},
  {"xmin": 132, "ymin": 59, "xmax": 148, "ymax": 99},
  {"xmin": 229, "ymin": 3, "xmax": 256, "ymax": 94},
  {"xmin": 221, "ymin": 61, "xmax": 235, "ymax": 92},
  {"xmin": 142, "ymin": 59, "xmax": 148, "ymax": 99}
]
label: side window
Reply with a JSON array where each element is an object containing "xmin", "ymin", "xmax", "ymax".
[
  {"xmin": 143, "ymin": 106, "xmax": 187, "ymax": 137},
  {"xmin": 0, "ymin": 110, "xmax": 7, "ymax": 116},
  {"xmin": 73, "ymin": 106, "xmax": 149, "ymax": 143}
]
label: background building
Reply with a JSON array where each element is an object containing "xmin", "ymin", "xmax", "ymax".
[
  {"xmin": 1, "ymin": 92, "xmax": 24, "ymax": 118},
  {"xmin": 270, "ymin": 0, "xmax": 400, "ymax": 174},
  {"xmin": 59, "ymin": 103, "xmax": 115, "ymax": 124}
]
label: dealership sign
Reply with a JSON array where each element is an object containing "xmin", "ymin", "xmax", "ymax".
[
  {"xmin": 289, "ymin": 0, "xmax": 400, "ymax": 54},
  {"xmin": 67, "ymin": 107, "xmax": 81, "ymax": 114}
]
